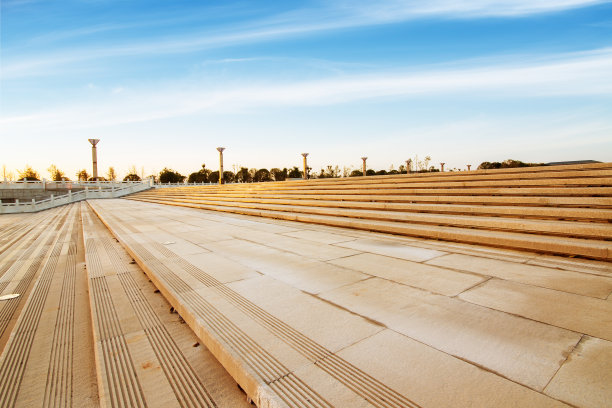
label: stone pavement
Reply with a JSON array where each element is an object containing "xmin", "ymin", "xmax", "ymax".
[{"xmin": 89, "ymin": 198, "xmax": 612, "ymax": 408}]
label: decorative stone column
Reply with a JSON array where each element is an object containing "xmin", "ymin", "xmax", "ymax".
[
  {"xmin": 467, "ymin": 164, "xmax": 471, "ymax": 171},
  {"xmin": 406, "ymin": 159, "xmax": 411, "ymax": 174},
  {"xmin": 361, "ymin": 157, "xmax": 368, "ymax": 176},
  {"xmin": 301, "ymin": 153, "xmax": 309, "ymax": 180},
  {"xmin": 217, "ymin": 147, "xmax": 225, "ymax": 184},
  {"xmin": 88, "ymin": 139, "xmax": 100, "ymax": 180},
  {"xmin": 440, "ymin": 163, "xmax": 445, "ymax": 172}
]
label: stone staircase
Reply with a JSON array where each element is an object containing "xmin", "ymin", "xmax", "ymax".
[
  {"xmin": 0, "ymin": 203, "xmax": 250, "ymax": 407},
  {"xmin": 127, "ymin": 162, "xmax": 612, "ymax": 260}
]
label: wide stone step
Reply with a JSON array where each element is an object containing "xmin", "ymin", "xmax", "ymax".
[
  {"xmin": 81, "ymin": 203, "xmax": 250, "ymax": 408},
  {"xmin": 134, "ymin": 194, "xmax": 612, "ymax": 221},
  {"xmin": 133, "ymin": 196, "xmax": 611, "ymax": 240},
  {"xmin": 137, "ymin": 191, "xmax": 612, "ymax": 207},
  {"xmin": 128, "ymin": 197, "xmax": 612, "ymax": 260},
  {"xmin": 150, "ymin": 186, "xmax": 612, "ymax": 197}
]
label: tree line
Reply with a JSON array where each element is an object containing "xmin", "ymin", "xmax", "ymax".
[{"xmin": 4, "ymin": 158, "xmax": 543, "ymax": 183}]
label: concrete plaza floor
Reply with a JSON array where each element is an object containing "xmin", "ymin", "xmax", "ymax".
[{"xmin": 88, "ymin": 198, "xmax": 612, "ymax": 408}]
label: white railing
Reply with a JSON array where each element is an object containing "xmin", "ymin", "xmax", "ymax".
[
  {"xmin": 0, "ymin": 179, "xmax": 152, "ymax": 190},
  {"xmin": 0, "ymin": 182, "xmax": 151, "ymax": 214}
]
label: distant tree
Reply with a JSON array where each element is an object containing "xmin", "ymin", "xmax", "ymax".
[
  {"xmin": 478, "ymin": 159, "xmax": 544, "ymax": 170},
  {"xmin": 223, "ymin": 171, "xmax": 235, "ymax": 183},
  {"xmin": 123, "ymin": 173, "xmax": 141, "ymax": 181},
  {"xmin": 270, "ymin": 168, "xmax": 287, "ymax": 181},
  {"xmin": 76, "ymin": 169, "xmax": 89, "ymax": 181},
  {"xmin": 287, "ymin": 167, "xmax": 303, "ymax": 179},
  {"xmin": 253, "ymin": 168, "xmax": 271, "ymax": 182},
  {"xmin": 18, "ymin": 165, "xmax": 40, "ymax": 181},
  {"xmin": 235, "ymin": 167, "xmax": 251, "ymax": 183},
  {"xmin": 388, "ymin": 169, "xmax": 399, "ymax": 174},
  {"xmin": 365, "ymin": 169, "xmax": 376, "ymax": 176},
  {"xmin": 349, "ymin": 170, "xmax": 363, "ymax": 177},
  {"xmin": 106, "ymin": 167, "xmax": 117, "ymax": 181},
  {"xmin": 2, "ymin": 165, "xmax": 15, "ymax": 181},
  {"xmin": 375, "ymin": 170, "xmax": 387, "ymax": 176},
  {"xmin": 188, "ymin": 164, "xmax": 211, "ymax": 183},
  {"xmin": 159, "ymin": 168, "xmax": 185, "ymax": 184},
  {"xmin": 318, "ymin": 165, "xmax": 340, "ymax": 178},
  {"xmin": 47, "ymin": 164, "xmax": 66, "ymax": 181},
  {"xmin": 88, "ymin": 176, "xmax": 107, "ymax": 181},
  {"xmin": 208, "ymin": 171, "xmax": 219, "ymax": 183}
]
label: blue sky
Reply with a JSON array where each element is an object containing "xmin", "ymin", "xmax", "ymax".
[{"xmin": 1, "ymin": 0, "xmax": 611, "ymax": 179}]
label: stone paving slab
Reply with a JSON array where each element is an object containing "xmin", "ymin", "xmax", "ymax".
[
  {"xmin": 336, "ymin": 330, "xmax": 569, "ymax": 408},
  {"xmin": 544, "ymin": 336, "xmax": 612, "ymax": 408},
  {"xmin": 328, "ymin": 252, "xmax": 485, "ymax": 296},
  {"xmin": 459, "ymin": 278, "xmax": 612, "ymax": 341},
  {"xmin": 319, "ymin": 277, "xmax": 581, "ymax": 391},
  {"xmin": 427, "ymin": 253, "xmax": 612, "ymax": 298},
  {"xmin": 335, "ymin": 238, "xmax": 447, "ymax": 262},
  {"xmin": 86, "ymin": 199, "xmax": 612, "ymax": 408}
]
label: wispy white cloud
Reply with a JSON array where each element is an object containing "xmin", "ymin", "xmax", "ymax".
[
  {"xmin": 341, "ymin": 0, "xmax": 610, "ymax": 20},
  {"xmin": 3, "ymin": 0, "xmax": 610, "ymax": 79},
  {"xmin": 2, "ymin": 48, "xmax": 611, "ymax": 131}
]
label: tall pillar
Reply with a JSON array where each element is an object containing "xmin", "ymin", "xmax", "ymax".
[
  {"xmin": 301, "ymin": 153, "xmax": 309, "ymax": 180},
  {"xmin": 88, "ymin": 139, "xmax": 100, "ymax": 180},
  {"xmin": 440, "ymin": 163, "xmax": 445, "ymax": 172},
  {"xmin": 406, "ymin": 159, "xmax": 411, "ymax": 174},
  {"xmin": 217, "ymin": 147, "xmax": 225, "ymax": 184},
  {"xmin": 361, "ymin": 157, "xmax": 368, "ymax": 176},
  {"xmin": 467, "ymin": 164, "xmax": 471, "ymax": 171}
]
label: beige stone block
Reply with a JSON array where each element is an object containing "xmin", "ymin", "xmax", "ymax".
[
  {"xmin": 428, "ymin": 253, "xmax": 612, "ymax": 298},
  {"xmin": 329, "ymin": 253, "xmax": 484, "ymax": 296},
  {"xmin": 336, "ymin": 238, "xmax": 446, "ymax": 262},
  {"xmin": 202, "ymin": 239, "xmax": 367, "ymax": 293},
  {"xmin": 320, "ymin": 278, "xmax": 581, "ymax": 390},
  {"xmin": 281, "ymin": 229, "xmax": 358, "ymax": 244},
  {"xmin": 336, "ymin": 330, "xmax": 569, "ymax": 408},
  {"xmin": 182, "ymin": 252, "xmax": 261, "ymax": 283},
  {"xmin": 545, "ymin": 336, "xmax": 612, "ymax": 408},
  {"xmin": 227, "ymin": 276, "xmax": 383, "ymax": 352},
  {"xmin": 459, "ymin": 278, "xmax": 612, "ymax": 341}
]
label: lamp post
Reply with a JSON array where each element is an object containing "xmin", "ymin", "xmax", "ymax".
[
  {"xmin": 301, "ymin": 153, "xmax": 309, "ymax": 180},
  {"xmin": 217, "ymin": 147, "xmax": 225, "ymax": 184},
  {"xmin": 88, "ymin": 139, "xmax": 100, "ymax": 180}
]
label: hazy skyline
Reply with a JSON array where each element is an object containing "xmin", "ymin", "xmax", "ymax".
[{"xmin": 1, "ymin": 0, "xmax": 611, "ymax": 179}]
